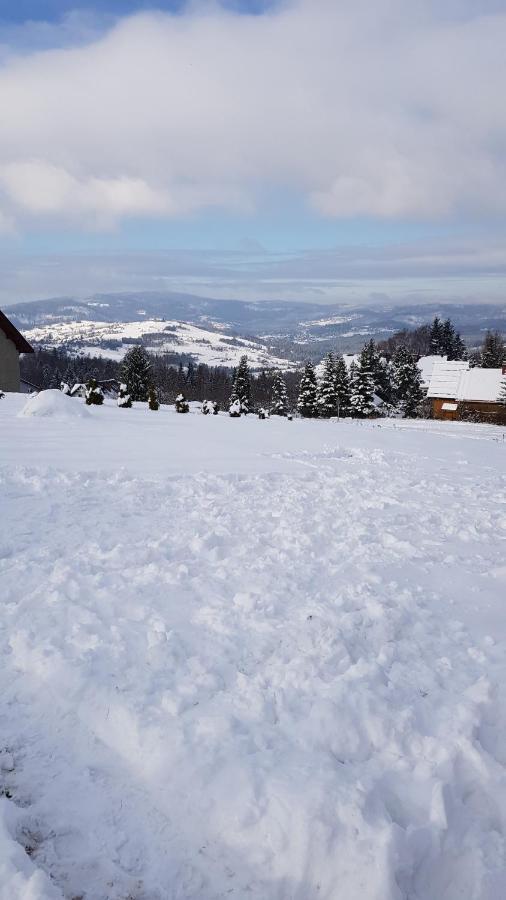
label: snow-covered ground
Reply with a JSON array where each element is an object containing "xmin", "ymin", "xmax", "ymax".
[
  {"xmin": 21, "ymin": 319, "xmax": 297, "ymax": 370},
  {"xmin": 1, "ymin": 392, "xmax": 505, "ymax": 900}
]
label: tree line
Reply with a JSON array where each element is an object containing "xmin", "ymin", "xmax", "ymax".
[{"xmin": 21, "ymin": 316, "xmax": 505, "ymax": 420}]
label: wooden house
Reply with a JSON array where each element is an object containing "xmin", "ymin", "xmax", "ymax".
[
  {"xmin": 428, "ymin": 360, "xmax": 506, "ymax": 424},
  {"xmin": 0, "ymin": 309, "xmax": 34, "ymax": 392}
]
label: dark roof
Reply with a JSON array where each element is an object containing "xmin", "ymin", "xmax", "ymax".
[{"xmin": 0, "ymin": 309, "xmax": 34, "ymax": 354}]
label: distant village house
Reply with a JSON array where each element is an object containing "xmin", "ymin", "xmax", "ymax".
[{"xmin": 0, "ymin": 309, "xmax": 34, "ymax": 393}]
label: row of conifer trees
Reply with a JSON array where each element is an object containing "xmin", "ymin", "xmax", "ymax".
[{"xmin": 108, "ymin": 340, "xmax": 427, "ymax": 419}]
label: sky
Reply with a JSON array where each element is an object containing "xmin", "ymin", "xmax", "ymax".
[{"xmin": 0, "ymin": 0, "xmax": 506, "ymax": 306}]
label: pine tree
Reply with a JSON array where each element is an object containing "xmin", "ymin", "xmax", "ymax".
[
  {"xmin": 441, "ymin": 319, "xmax": 456, "ymax": 356},
  {"xmin": 429, "ymin": 316, "xmax": 445, "ymax": 355},
  {"xmin": 391, "ymin": 347, "xmax": 424, "ymax": 418},
  {"xmin": 202, "ymin": 399, "xmax": 219, "ymax": 415},
  {"xmin": 334, "ymin": 354, "xmax": 351, "ymax": 416},
  {"xmin": 60, "ymin": 382, "xmax": 71, "ymax": 395},
  {"xmin": 349, "ymin": 359, "xmax": 375, "ymax": 418},
  {"xmin": 498, "ymin": 377, "xmax": 506, "ymax": 406},
  {"xmin": 85, "ymin": 378, "xmax": 104, "ymax": 406},
  {"xmin": 148, "ymin": 386, "xmax": 159, "ymax": 410},
  {"xmin": 317, "ymin": 353, "xmax": 338, "ymax": 418},
  {"xmin": 229, "ymin": 399, "xmax": 242, "ymax": 417},
  {"xmin": 450, "ymin": 331, "xmax": 467, "ymax": 361},
  {"xmin": 360, "ymin": 340, "xmax": 391, "ymax": 398},
  {"xmin": 175, "ymin": 393, "xmax": 189, "ymax": 413},
  {"xmin": 117, "ymin": 383, "xmax": 132, "ymax": 408},
  {"xmin": 121, "ymin": 346, "xmax": 151, "ymax": 401},
  {"xmin": 297, "ymin": 362, "xmax": 319, "ymax": 418},
  {"xmin": 481, "ymin": 331, "xmax": 505, "ymax": 368},
  {"xmin": 270, "ymin": 370, "xmax": 289, "ymax": 416},
  {"xmin": 229, "ymin": 355, "xmax": 251, "ymax": 413}
]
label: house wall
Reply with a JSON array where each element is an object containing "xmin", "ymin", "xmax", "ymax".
[
  {"xmin": 0, "ymin": 328, "xmax": 20, "ymax": 392},
  {"xmin": 432, "ymin": 398, "xmax": 458, "ymax": 421},
  {"xmin": 459, "ymin": 400, "xmax": 506, "ymax": 425},
  {"xmin": 432, "ymin": 397, "xmax": 506, "ymax": 425}
]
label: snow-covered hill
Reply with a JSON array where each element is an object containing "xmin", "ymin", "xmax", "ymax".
[
  {"xmin": 1, "ymin": 393, "xmax": 505, "ymax": 900},
  {"xmin": 22, "ymin": 318, "xmax": 298, "ymax": 369}
]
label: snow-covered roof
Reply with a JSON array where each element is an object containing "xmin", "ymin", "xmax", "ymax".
[
  {"xmin": 418, "ymin": 355, "xmax": 447, "ymax": 388},
  {"xmin": 427, "ymin": 360, "xmax": 505, "ymax": 403},
  {"xmin": 426, "ymin": 360, "xmax": 470, "ymax": 398},
  {"xmin": 455, "ymin": 368, "xmax": 505, "ymax": 403}
]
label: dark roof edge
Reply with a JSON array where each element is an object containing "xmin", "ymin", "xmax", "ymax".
[{"xmin": 0, "ymin": 309, "xmax": 34, "ymax": 353}]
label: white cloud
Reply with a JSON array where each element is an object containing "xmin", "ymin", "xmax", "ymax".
[{"xmin": 0, "ymin": 0, "xmax": 505, "ymax": 228}]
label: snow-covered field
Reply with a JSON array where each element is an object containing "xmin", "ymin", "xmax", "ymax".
[
  {"xmin": 21, "ymin": 319, "xmax": 297, "ymax": 370},
  {"xmin": 1, "ymin": 392, "xmax": 505, "ymax": 900}
]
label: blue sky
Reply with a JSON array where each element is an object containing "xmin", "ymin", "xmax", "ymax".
[
  {"xmin": 0, "ymin": 1, "xmax": 271, "ymax": 23},
  {"xmin": 1, "ymin": 0, "xmax": 505, "ymax": 304}
]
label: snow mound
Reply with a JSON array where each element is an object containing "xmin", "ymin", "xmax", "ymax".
[
  {"xmin": 18, "ymin": 389, "xmax": 90, "ymax": 419},
  {"xmin": 0, "ymin": 799, "xmax": 62, "ymax": 899}
]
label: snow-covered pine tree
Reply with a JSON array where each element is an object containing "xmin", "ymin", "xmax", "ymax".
[
  {"xmin": 121, "ymin": 346, "xmax": 151, "ymax": 401},
  {"xmin": 297, "ymin": 362, "xmax": 319, "ymax": 418},
  {"xmin": 258, "ymin": 407, "xmax": 268, "ymax": 419},
  {"xmin": 391, "ymin": 347, "xmax": 424, "ymax": 418},
  {"xmin": 270, "ymin": 370, "xmax": 289, "ymax": 416},
  {"xmin": 334, "ymin": 354, "xmax": 351, "ymax": 417},
  {"xmin": 175, "ymin": 393, "xmax": 189, "ymax": 413},
  {"xmin": 481, "ymin": 330, "xmax": 505, "ymax": 368},
  {"xmin": 117, "ymin": 383, "xmax": 132, "ymax": 408},
  {"xmin": 360, "ymin": 339, "xmax": 391, "ymax": 399},
  {"xmin": 229, "ymin": 398, "xmax": 241, "ymax": 417},
  {"xmin": 317, "ymin": 353, "xmax": 338, "ymax": 418},
  {"xmin": 60, "ymin": 382, "xmax": 71, "ymax": 395},
  {"xmin": 441, "ymin": 319, "xmax": 456, "ymax": 357},
  {"xmin": 148, "ymin": 386, "xmax": 159, "ymax": 410},
  {"xmin": 449, "ymin": 331, "xmax": 467, "ymax": 361},
  {"xmin": 429, "ymin": 316, "xmax": 445, "ymax": 355},
  {"xmin": 85, "ymin": 378, "xmax": 104, "ymax": 406},
  {"xmin": 349, "ymin": 357, "xmax": 375, "ymax": 418},
  {"xmin": 229, "ymin": 355, "xmax": 251, "ymax": 414},
  {"xmin": 201, "ymin": 399, "xmax": 211, "ymax": 415}
]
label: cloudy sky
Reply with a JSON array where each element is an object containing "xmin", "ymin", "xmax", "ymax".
[{"xmin": 1, "ymin": 0, "xmax": 506, "ymax": 306}]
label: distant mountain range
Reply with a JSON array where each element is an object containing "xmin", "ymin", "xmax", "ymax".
[{"xmin": 6, "ymin": 293, "xmax": 506, "ymax": 367}]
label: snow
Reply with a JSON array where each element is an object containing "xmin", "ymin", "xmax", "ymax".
[
  {"xmin": 17, "ymin": 389, "xmax": 90, "ymax": 419},
  {"xmin": 1, "ymin": 393, "xmax": 506, "ymax": 899},
  {"xmin": 22, "ymin": 319, "xmax": 297, "ymax": 370},
  {"xmin": 0, "ymin": 800, "xmax": 60, "ymax": 900},
  {"xmin": 417, "ymin": 355, "xmax": 447, "ymax": 388},
  {"xmin": 456, "ymin": 367, "xmax": 505, "ymax": 403},
  {"xmin": 427, "ymin": 361, "xmax": 505, "ymax": 403},
  {"xmin": 426, "ymin": 360, "xmax": 470, "ymax": 398}
]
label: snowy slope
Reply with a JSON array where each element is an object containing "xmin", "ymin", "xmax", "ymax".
[
  {"xmin": 22, "ymin": 318, "xmax": 298, "ymax": 369},
  {"xmin": 1, "ymin": 394, "xmax": 506, "ymax": 900}
]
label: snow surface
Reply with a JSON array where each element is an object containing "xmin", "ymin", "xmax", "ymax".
[
  {"xmin": 17, "ymin": 389, "xmax": 91, "ymax": 419},
  {"xmin": 1, "ymin": 393, "xmax": 506, "ymax": 900},
  {"xmin": 455, "ymin": 368, "xmax": 505, "ymax": 403},
  {"xmin": 22, "ymin": 319, "xmax": 297, "ymax": 370},
  {"xmin": 426, "ymin": 360, "xmax": 470, "ymax": 398}
]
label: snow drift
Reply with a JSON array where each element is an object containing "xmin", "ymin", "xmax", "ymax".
[{"xmin": 18, "ymin": 389, "xmax": 90, "ymax": 419}]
